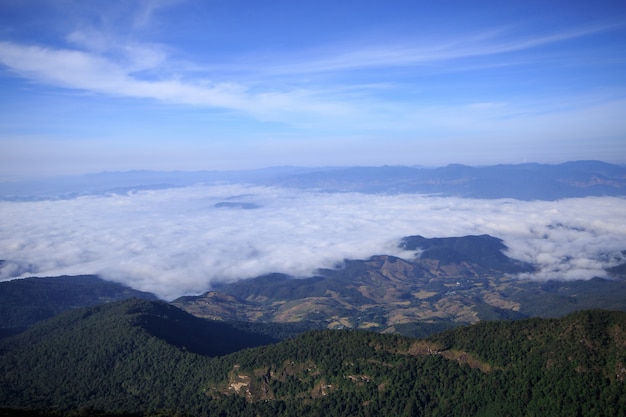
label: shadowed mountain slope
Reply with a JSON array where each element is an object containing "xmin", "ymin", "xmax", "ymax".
[
  {"xmin": 400, "ymin": 234, "xmax": 534, "ymax": 273},
  {"xmin": 0, "ymin": 298, "xmax": 278, "ymax": 413},
  {"xmin": 0, "ymin": 275, "xmax": 157, "ymax": 336}
]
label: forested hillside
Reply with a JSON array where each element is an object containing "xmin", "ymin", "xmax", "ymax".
[
  {"xmin": 1, "ymin": 300, "xmax": 624, "ymax": 416},
  {"xmin": 0, "ymin": 299, "xmax": 276, "ymax": 413},
  {"xmin": 0, "ymin": 275, "xmax": 156, "ymax": 336}
]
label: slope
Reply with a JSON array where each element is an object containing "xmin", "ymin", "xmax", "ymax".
[
  {"xmin": 1, "ymin": 306, "xmax": 625, "ymax": 416},
  {"xmin": 207, "ymin": 310, "xmax": 626, "ymax": 416},
  {"xmin": 0, "ymin": 298, "xmax": 276, "ymax": 413},
  {"xmin": 179, "ymin": 234, "xmax": 626, "ymax": 329},
  {"xmin": 0, "ymin": 275, "xmax": 157, "ymax": 336}
]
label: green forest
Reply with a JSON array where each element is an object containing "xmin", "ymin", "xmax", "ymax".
[{"xmin": 1, "ymin": 299, "xmax": 625, "ymax": 416}]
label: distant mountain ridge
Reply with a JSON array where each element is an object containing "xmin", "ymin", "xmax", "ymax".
[
  {"xmin": 1, "ymin": 160, "xmax": 625, "ymax": 200},
  {"xmin": 267, "ymin": 160, "xmax": 626, "ymax": 199}
]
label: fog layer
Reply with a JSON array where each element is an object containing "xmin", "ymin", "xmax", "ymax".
[{"xmin": 1, "ymin": 185, "xmax": 624, "ymax": 299}]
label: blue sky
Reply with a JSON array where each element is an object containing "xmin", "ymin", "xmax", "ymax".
[{"xmin": 1, "ymin": 0, "xmax": 625, "ymax": 179}]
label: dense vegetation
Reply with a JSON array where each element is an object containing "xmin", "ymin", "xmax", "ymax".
[
  {"xmin": 1, "ymin": 299, "xmax": 625, "ymax": 416},
  {"xmin": 0, "ymin": 275, "xmax": 156, "ymax": 333},
  {"xmin": 0, "ymin": 299, "xmax": 276, "ymax": 413}
]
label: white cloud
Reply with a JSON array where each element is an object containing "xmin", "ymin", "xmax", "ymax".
[
  {"xmin": 0, "ymin": 186, "xmax": 624, "ymax": 300},
  {"xmin": 0, "ymin": 40, "xmax": 360, "ymax": 126},
  {"xmin": 1, "ymin": 17, "xmax": 624, "ymax": 132},
  {"xmin": 131, "ymin": 0, "xmax": 184, "ymax": 29},
  {"xmin": 256, "ymin": 22, "xmax": 623, "ymax": 76}
]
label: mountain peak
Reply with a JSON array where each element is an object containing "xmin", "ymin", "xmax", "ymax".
[{"xmin": 400, "ymin": 234, "xmax": 534, "ymax": 273}]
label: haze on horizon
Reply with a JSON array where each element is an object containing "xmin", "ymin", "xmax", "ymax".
[{"xmin": 0, "ymin": 0, "xmax": 625, "ymax": 180}]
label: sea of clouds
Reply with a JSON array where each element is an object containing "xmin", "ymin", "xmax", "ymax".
[{"xmin": 1, "ymin": 184, "xmax": 625, "ymax": 300}]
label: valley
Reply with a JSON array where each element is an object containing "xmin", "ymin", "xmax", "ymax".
[{"xmin": 173, "ymin": 235, "xmax": 626, "ymax": 334}]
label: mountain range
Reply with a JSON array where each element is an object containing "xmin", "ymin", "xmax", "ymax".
[
  {"xmin": 3, "ymin": 234, "xmax": 626, "ymax": 340},
  {"xmin": 265, "ymin": 160, "xmax": 626, "ymax": 199},
  {"xmin": 2, "ymin": 160, "xmax": 625, "ymax": 201},
  {"xmin": 174, "ymin": 234, "xmax": 626, "ymax": 334}
]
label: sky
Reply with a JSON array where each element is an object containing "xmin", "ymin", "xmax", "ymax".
[
  {"xmin": 0, "ymin": 0, "xmax": 625, "ymax": 179},
  {"xmin": 1, "ymin": 185, "xmax": 625, "ymax": 300}
]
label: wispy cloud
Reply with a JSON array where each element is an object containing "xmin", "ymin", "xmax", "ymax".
[
  {"xmin": 131, "ymin": 0, "xmax": 183, "ymax": 29},
  {"xmin": 0, "ymin": 40, "xmax": 357, "ymax": 124},
  {"xmin": 1, "ymin": 186, "xmax": 624, "ymax": 299},
  {"xmin": 0, "ymin": 19, "xmax": 621, "ymax": 116},
  {"xmin": 257, "ymin": 23, "xmax": 622, "ymax": 75}
]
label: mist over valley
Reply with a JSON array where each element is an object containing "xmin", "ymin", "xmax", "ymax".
[
  {"xmin": 1, "ymin": 162, "xmax": 625, "ymax": 302},
  {"xmin": 2, "ymin": 1, "xmax": 626, "ymax": 413}
]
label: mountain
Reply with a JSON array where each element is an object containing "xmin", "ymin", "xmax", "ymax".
[
  {"xmin": 2, "ymin": 161, "xmax": 625, "ymax": 201},
  {"xmin": 0, "ymin": 298, "xmax": 277, "ymax": 413},
  {"xmin": 0, "ymin": 167, "xmax": 322, "ymax": 201},
  {"xmin": 266, "ymin": 160, "xmax": 626, "ymax": 199},
  {"xmin": 176, "ymin": 234, "xmax": 626, "ymax": 331},
  {"xmin": 1, "ymin": 302, "xmax": 625, "ymax": 416},
  {"xmin": 206, "ymin": 309, "xmax": 626, "ymax": 416},
  {"xmin": 399, "ymin": 234, "xmax": 533, "ymax": 273},
  {"xmin": 0, "ymin": 275, "xmax": 157, "ymax": 337},
  {"xmin": 4, "ymin": 235, "xmax": 626, "ymax": 338}
]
